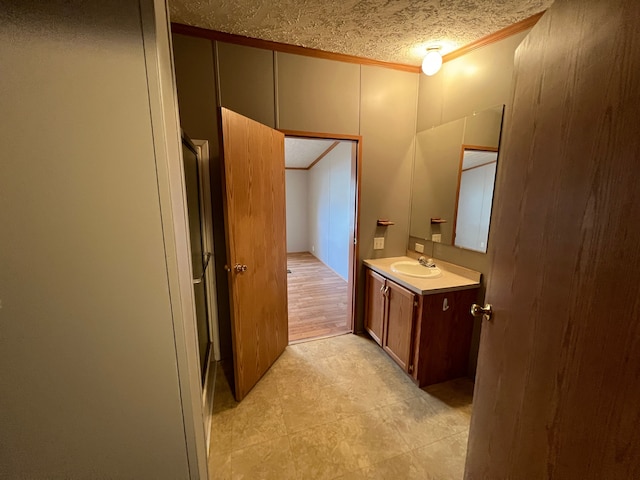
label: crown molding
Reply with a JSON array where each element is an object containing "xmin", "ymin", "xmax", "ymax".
[{"xmin": 171, "ymin": 10, "xmax": 545, "ymax": 73}]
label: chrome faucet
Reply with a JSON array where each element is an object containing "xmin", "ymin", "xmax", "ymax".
[{"xmin": 418, "ymin": 256, "xmax": 436, "ymax": 268}]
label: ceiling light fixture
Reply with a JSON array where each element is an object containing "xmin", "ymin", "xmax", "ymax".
[{"xmin": 422, "ymin": 46, "xmax": 443, "ymax": 76}]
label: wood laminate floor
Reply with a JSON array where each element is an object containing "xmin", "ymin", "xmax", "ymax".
[{"xmin": 287, "ymin": 252, "xmax": 350, "ymax": 343}]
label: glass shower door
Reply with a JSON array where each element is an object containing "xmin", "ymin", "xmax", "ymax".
[{"xmin": 182, "ymin": 135, "xmax": 211, "ymax": 382}]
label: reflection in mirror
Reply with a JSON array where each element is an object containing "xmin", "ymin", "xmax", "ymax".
[
  {"xmin": 409, "ymin": 105, "xmax": 504, "ymax": 253},
  {"xmin": 453, "ymin": 148, "xmax": 498, "ymax": 252}
]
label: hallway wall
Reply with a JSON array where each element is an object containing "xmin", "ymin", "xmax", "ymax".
[
  {"xmin": 0, "ymin": 1, "xmax": 194, "ymax": 477},
  {"xmin": 307, "ymin": 141, "xmax": 354, "ymax": 280},
  {"xmin": 285, "ymin": 169, "xmax": 309, "ymax": 253}
]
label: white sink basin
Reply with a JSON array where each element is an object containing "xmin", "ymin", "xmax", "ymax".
[{"xmin": 390, "ymin": 261, "xmax": 442, "ymax": 279}]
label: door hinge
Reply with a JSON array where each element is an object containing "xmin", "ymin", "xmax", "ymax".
[
  {"xmin": 408, "ymin": 364, "xmax": 414, "ymax": 373},
  {"xmin": 414, "ymin": 301, "xmax": 418, "ymax": 307}
]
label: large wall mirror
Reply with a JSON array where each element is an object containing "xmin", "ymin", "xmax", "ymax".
[{"xmin": 409, "ymin": 105, "xmax": 505, "ymax": 253}]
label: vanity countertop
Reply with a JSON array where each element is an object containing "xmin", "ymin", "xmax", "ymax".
[{"xmin": 363, "ymin": 256, "xmax": 481, "ymax": 296}]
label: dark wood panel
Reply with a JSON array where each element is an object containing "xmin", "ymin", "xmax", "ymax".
[
  {"xmin": 364, "ymin": 269, "xmax": 385, "ymax": 346},
  {"xmin": 466, "ymin": 0, "xmax": 640, "ymax": 477},
  {"xmin": 383, "ymin": 280, "xmax": 416, "ymax": 372},
  {"xmin": 415, "ymin": 289, "xmax": 478, "ymax": 386}
]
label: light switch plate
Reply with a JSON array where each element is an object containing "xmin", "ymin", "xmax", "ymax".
[
  {"xmin": 373, "ymin": 237, "xmax": 385, "ymax": 250},
  {"xmin": 432, "ymin": 234, "xmax": 442, "ymax": 243},
  {"xmin": 415, "ymin": 243, "xmax": 424, "ymax": 253}
]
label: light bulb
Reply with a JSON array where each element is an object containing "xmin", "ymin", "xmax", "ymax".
[{"xmin": 422, "ymin": 50, "xmax": 442, "ymax": 76}]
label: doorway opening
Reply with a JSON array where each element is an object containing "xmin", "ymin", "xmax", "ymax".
[{"xmin": 281, "ymin": 131, "xmax": 361, "ymax": 344}]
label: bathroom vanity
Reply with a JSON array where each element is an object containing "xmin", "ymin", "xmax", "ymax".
[{"xmin": 363, "ymin": 256, "xmax": 480, "ymax": 387}]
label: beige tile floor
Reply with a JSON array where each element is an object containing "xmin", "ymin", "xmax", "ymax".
[{"xmin": 208, "ymin": 333, "xmax": 474, "ymax": 480}]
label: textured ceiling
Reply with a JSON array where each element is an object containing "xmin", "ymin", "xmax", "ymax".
[
  {"xmin": 169, "ymin": 0, "xmax": 553, "ymax": 66},
  {"xmin": 285, "ymin": 137, "xmax": 336, "ymax": 168}
]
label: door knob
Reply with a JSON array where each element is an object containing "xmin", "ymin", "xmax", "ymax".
[
  {"xmin": 233, "ymin": 264, "xmax": 248, "ymax": 273},
  {"xmin": 471, "ymin": 303, "xmax": 492, "ymax": 320}
]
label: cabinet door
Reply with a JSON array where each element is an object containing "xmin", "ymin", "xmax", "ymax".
[
  {"xmin": 383, "ymin": 280, "xmax": 416, "ymax": 372},
  {"xmin": 417, "ymin": 289, "xmax": 478, "ymax": 385},
  {"xmin": 364, "ymin": 269, "xmax": 386, "ymax": 345}
]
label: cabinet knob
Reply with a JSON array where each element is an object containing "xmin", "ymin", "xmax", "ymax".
[{"xmin": 471, "ymin": 303, "xmax": 492, "ymax": 320}]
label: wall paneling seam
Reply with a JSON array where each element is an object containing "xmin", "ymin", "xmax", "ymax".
[
  {"xmin": 212, "ymin": 41, "xmax": 222, "ymax": 108},
  {"xmin": 406, "ymin": 73, "xmax": 421, "ymax": 247},
  {"xmin": 273, "ymin": 51, "xmax": 280, "ymax": 129}
]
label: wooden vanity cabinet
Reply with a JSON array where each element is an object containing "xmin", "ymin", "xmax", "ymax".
[
  {"xmin": 364, "ymin": 267, "xmax": 478, "ymax": 386},
  {"xmin": 364, "ymin": 270, "xmax": 386, "ymax": 345},
  {"xmin": 411, "ymin": 288, "xmax": 478, "ymax": 386},
  {"xmin": 382, "ymin": 280, "xmax": 417, "ymax": 372},
  {"xmin": 364, "ymin": 269, "xmax": 417, "ymax": 373}
]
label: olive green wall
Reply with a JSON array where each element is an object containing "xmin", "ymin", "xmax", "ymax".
[
  {"xmin": 417, "ymin": 31, "xmax": 530, "ymax": 130},
  {"xmin": 217, "ymin": 42, "xmax": 276, "ymax": 127},
  {"xmin": 413, "ymin": 30, "xmax": 531, "ymax": 376},
  {"xmin": 171, "ymin": 28, "xmax": 531, "ymax": 376},
  {"xmin": 172, "ymin": 40, "xmax": 419, "ymax": 339},
  {"xmin": 1, "ymin": 2, "xmax": 191, "ymax": 477},
  {"xmin": 172, "ymin": 34, "xmax": 233, "ymax": 363},
  {"xmin": 276, "ymin": 53, "xmax": 362, "ymax": 135}
]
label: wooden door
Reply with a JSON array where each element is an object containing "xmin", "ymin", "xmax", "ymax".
[
  {"xmin": 383, "ymin": 280, "xmax": 415, "ymax": 372},
  {"xmin": 364, "ymin": 269, "xmax": 385, "ymax": 346},
  {"xmin": 219, "ymin": 108, "xmax": 288, "ymax": 401},
  {"xmin": 466, "ymin": 1, "xmax": 640, "ymax": 478}
]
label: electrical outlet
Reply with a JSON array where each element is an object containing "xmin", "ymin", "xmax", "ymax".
[
  {"xmin": 415, "ymin": 243, "xmax": 424, "ymax": 253},
  {"xmin": 311, "ymin": 245, "xmax": 315, "ymax": 252},
  {"xmin": 373, "ymin": 237, "xmax": 385, "ymax": 250},
  {"xmin": 431, "ymin": 234, "xmax": 442, "ymax": 243}
]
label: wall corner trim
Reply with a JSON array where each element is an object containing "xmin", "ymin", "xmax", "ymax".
[
  {"xmin": 442, "ymin": 11, "xmax": 546, "ymax": 63},
  {"xmin": 171, "ymin": 11, "xmax": 545, "ymax": 73},
  {"xmin": 171, "ymin": 23, "xmax": 421, "ymax": 73}
]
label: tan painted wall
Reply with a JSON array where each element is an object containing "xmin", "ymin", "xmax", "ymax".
[
  {"xmin": 357, "ymin": 65, "xmax": 420, "ymax": 329},
  {"xmin": 217, "ymin": 42, "xmax": 276, "ymax": 127},
  {"xmin": 171, "ymin": 27, "xmax": 529, "ymax": 374},
  {"xmin": 276, "ymin": 53, "xmax": 361, "ymax": 134},
  {"xmin": 417, "ymin": 30, "xmax": 530, "ymax": 130},
  {"xmin": 411, "ymin": 118, "xmax": 466, "ymax": 243},
  {"xmin": 173, "ymin": 45, "xmax": 419, "ymax": 334},
  {"xmin": 414, "ymin": 30, "xmax": 532, "ymax": 376},
  {"xmin": 172, "ymin": 34, "xmax": 233, "ymax": 362},
  {"xmin": 0, "ymin": 2, "xmax": 190, "ymax": 477}
]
